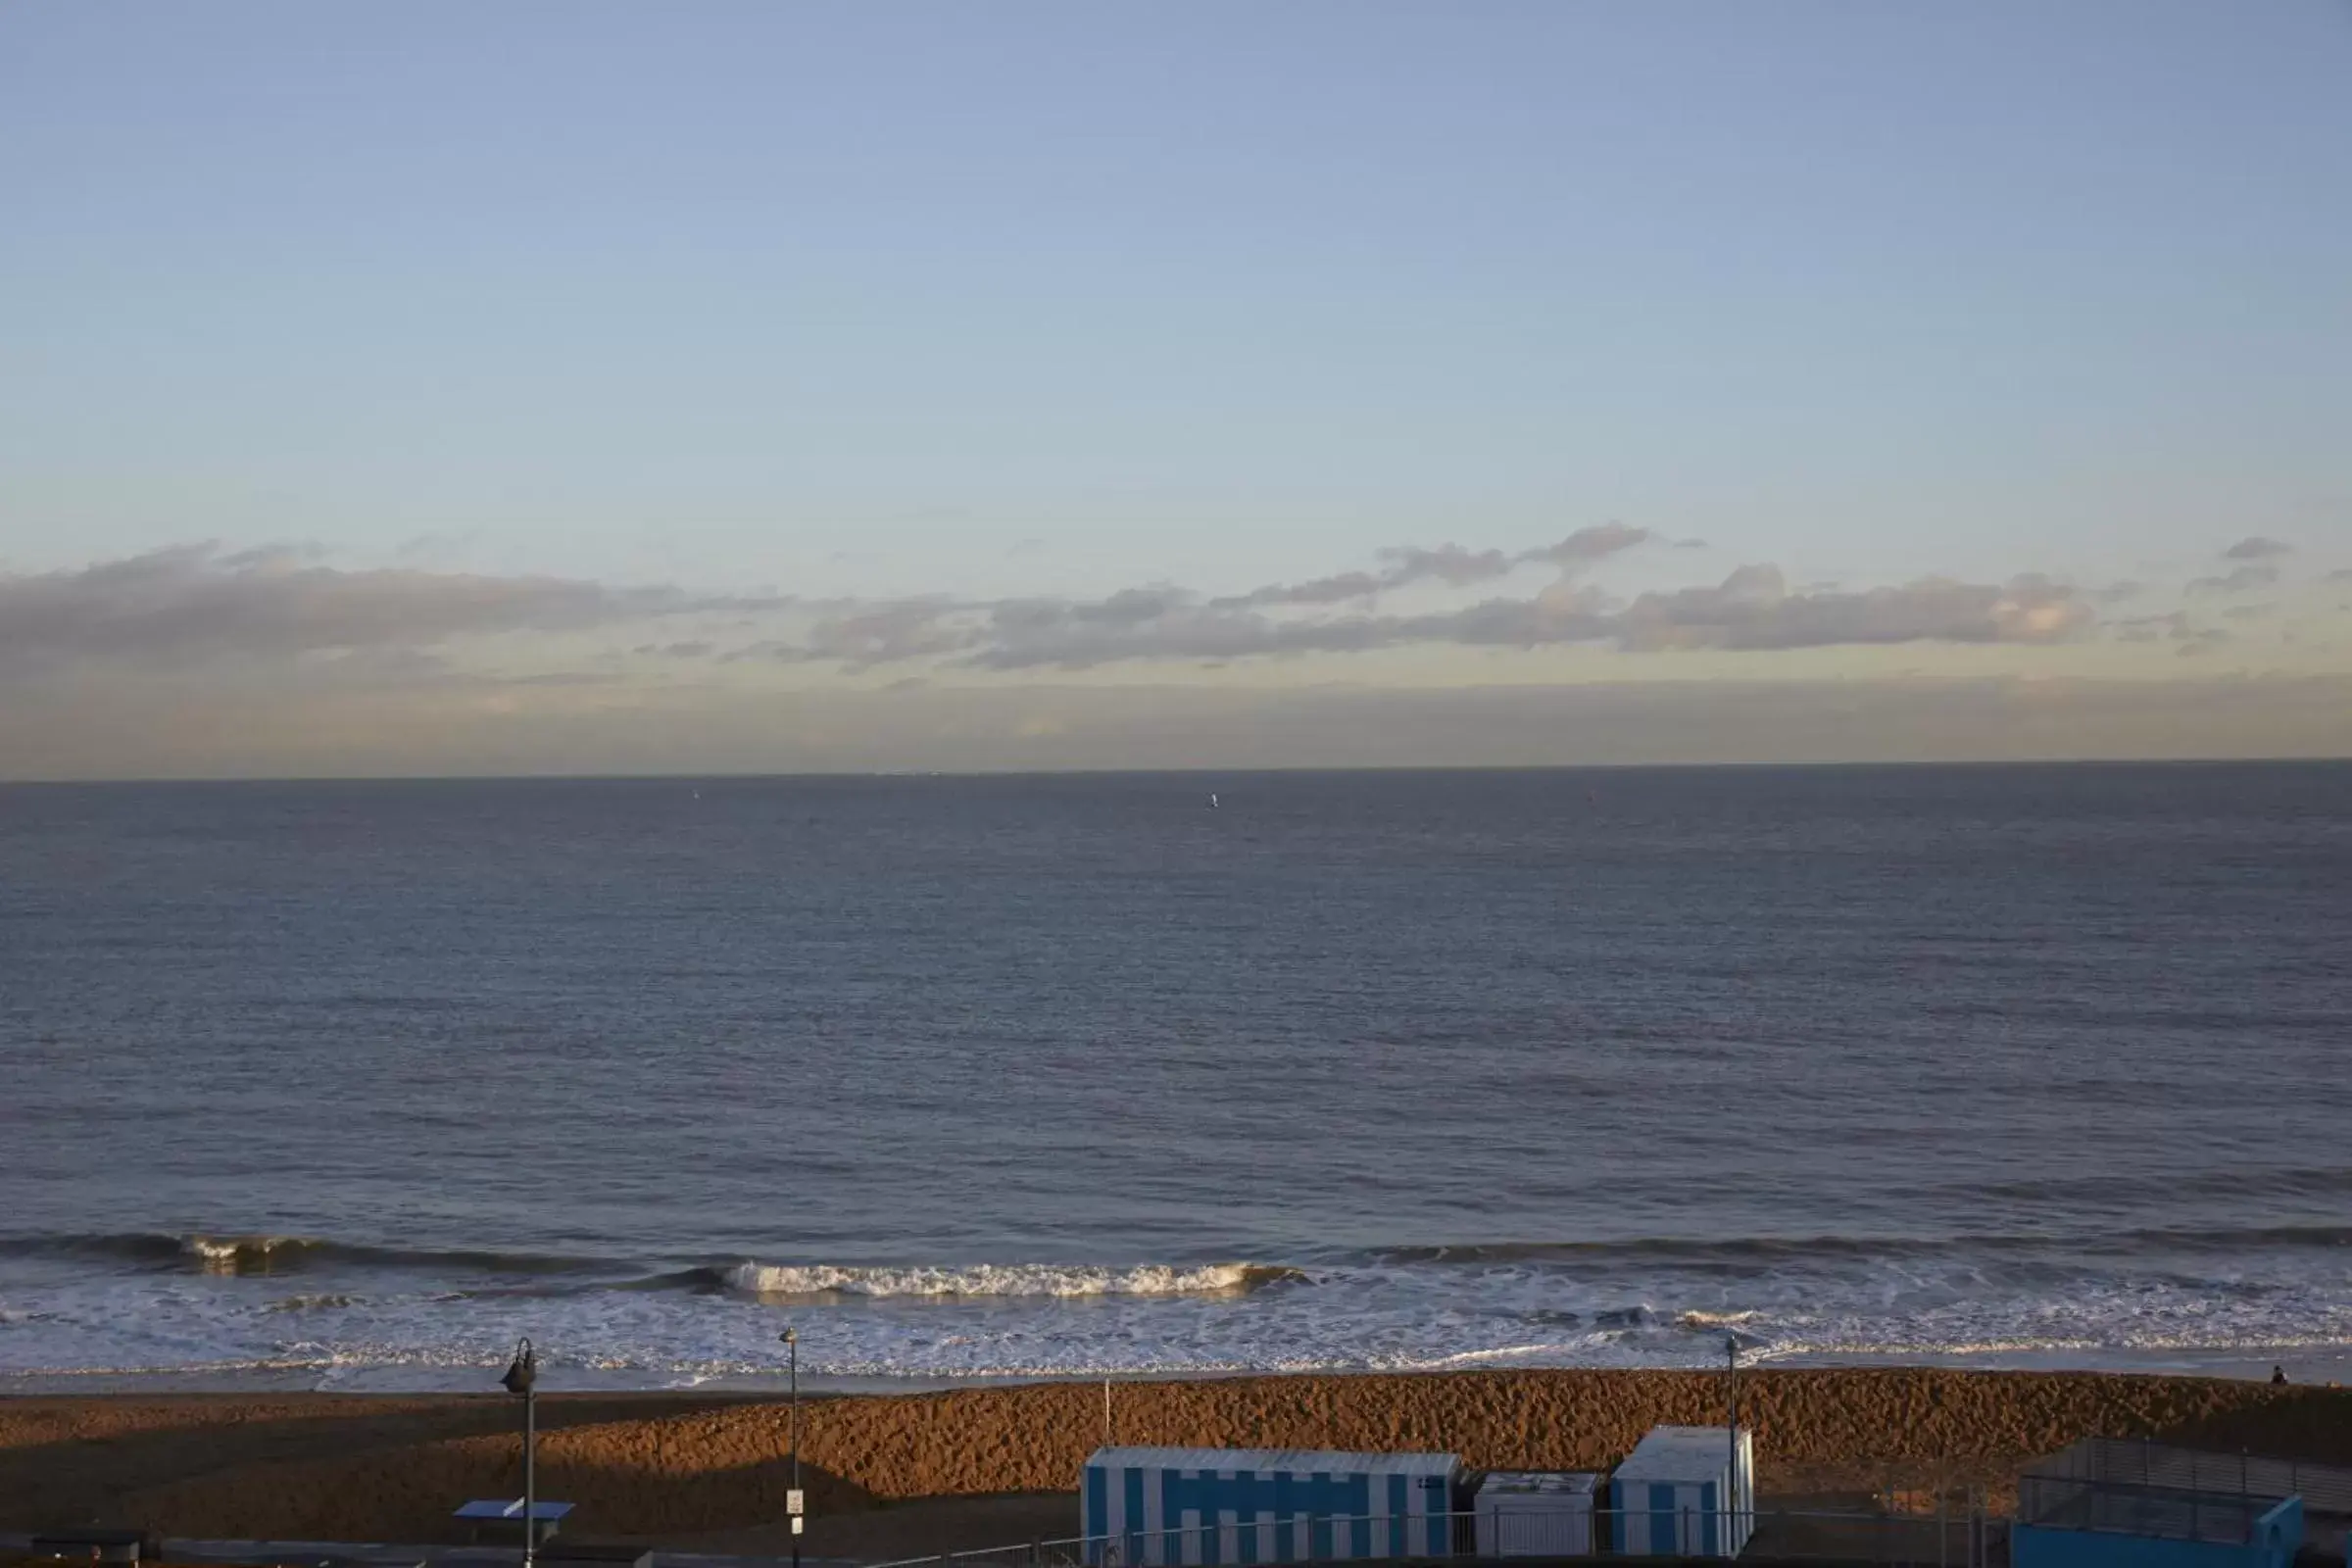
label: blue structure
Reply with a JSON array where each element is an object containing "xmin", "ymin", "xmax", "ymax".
[
  {"xmin": 2013, "ymin": 1494, "xmax": 2301, "ymax": 1568},
  {"xmin": 2015, "ymin": 1440, "xmax": 2305, "ymax": 1568},
  {"xmin": 1605, "ymin": 1425, "xmax": 1755, "ymax": 1558},
  {"xmin": 1081, "ymin": 1446, "xmax": 1459, "ymax": 1566}
]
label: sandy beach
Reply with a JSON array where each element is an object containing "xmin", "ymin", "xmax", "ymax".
[{"xmin": 4, "ymin": 1370, "xmax": 2348, "ymax": 1557}]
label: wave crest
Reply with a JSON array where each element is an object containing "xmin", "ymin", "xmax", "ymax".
[
  {"xmin": 183, "ymin": 1235, "xmax": 320, "ymax": 1274},
  {"xmin": 0, "ymin": 1232, "xmax": 613, "ymax": 1277},
  {"xmin": 725, "ymin": 1261, "xmax": 1295, "ymax": 1299}
]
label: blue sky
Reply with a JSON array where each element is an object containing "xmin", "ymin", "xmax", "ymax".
[{"xmin": 2, "ymin": 3, "xmax": 2348, "ymax": 774}]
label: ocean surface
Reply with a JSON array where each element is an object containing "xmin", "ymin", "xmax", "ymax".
[{"xmin": 2, "ymin": 763, "xmax": 2347, "ymax": 1392}]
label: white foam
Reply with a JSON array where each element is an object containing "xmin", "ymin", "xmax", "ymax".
[
  {"xmin": 7, "ymin": 1245, "xmax": 2352, "ymax": 1389},
  {"xmin": 725, "ymin": 1261, "xmax": 1262, "ymax": 1298}
]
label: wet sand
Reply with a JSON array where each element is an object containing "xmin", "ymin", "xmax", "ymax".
[{"xmin": 3, "ymin": 1371, "xmax": 2348, "ymax": 1557}]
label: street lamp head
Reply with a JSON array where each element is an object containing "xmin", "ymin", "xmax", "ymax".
[{"xmin": 501, "ymin": 1337, "xmax": 537, "ymax": 1396}]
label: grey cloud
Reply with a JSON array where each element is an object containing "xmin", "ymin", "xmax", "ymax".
[
  {"xmin": 2187, "ymin": 564, "xmax": 2280, "ymax": 595},
  {"xmin": 0, "ymin": 543, "xmax": 771, "ymax": 678},
  {"xmin": 17, "ymin": 537, "xmax": 2103, "ymax": 687},
  {"xmin": 1220, "ymin": 524, "xmax": 1654, "ymax": 608},
  {"xmin": 2223, "ymin": 537, "xmax": 2292, "ymax": 561},
  {"xmin": 2220, "ymin": 604, "xmax": 2278, "ymax": 622},
  {"xmin": 1218, "ymin": 549, "xmax": 1503, "ymax": 610},
  {"xmin": 969, "ymin": 598, "xmax": 1390, "ymax": 669},
  {"xmin": 958, "ymin": 564, "xmax": 2088, "ymax": 670},
  {"xmin": 2327, "ymin": 569, "xmax": 2352, "ymax": 585},
  {"xmin": 1519, "ymin": 521, "xmax": 1654, "ymax": 568},
  {"xmin": 1220, "ymin": 570, "xmax": 1386, "ymax": 608},
  {"xmin": 1374, "ymin": 542, "xmax": 1516, "ymax": 584},
  {"xmin": 1611, "ymin": 568, "xmax": 2089, "ymax": 653},
  {"xmin": 786, "ymin": 599, "xmax": 972, "ymax": 667}
]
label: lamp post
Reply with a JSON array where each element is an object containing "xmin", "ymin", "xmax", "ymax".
[
  {"xmin": 1726, "ymin": 1336, "xmax": 1740, "ymax": 1549},
  {"xmin": 502, "ymin": 1338, "xmax": 539, "ymax": 1568},
  {"xmin": 780, "ymin": 1328, "xmax": 800, "ymax": 1568}
]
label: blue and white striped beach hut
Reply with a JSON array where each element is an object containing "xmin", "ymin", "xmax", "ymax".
[
  {"xmin": 1606, "ymin": 1426, "xmax": 1755, "ymax": 1558},
  {"xmin": 1081, "ymin": 1447, "xmax": 1460, "ymax": 1567}
]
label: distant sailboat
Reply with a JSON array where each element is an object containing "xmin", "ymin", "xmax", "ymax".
[{"xmin": 1208, "ymin": 793, "xmax": 1219, "ymax": 808}]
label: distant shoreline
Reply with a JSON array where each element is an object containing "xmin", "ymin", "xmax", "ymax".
[
  {"xmin": 8, "ymin": 755, "xmax": 2352, "ymax": 786},
  {"xmin": 7, "ymin": 1346, "xmax": 2347, "ymax": 1398}
]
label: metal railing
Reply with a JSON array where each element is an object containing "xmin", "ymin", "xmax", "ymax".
[
  {"xmin": 2016, "ymin": 1474, "xmax": 2281, "ymax": 1546},
  {"xmin": 2022, "ymin": 1437, "xmax": 2352, "ymax": 1518},
  {"xmin": 869, "ymin": 1504, "xmax": 2013, "ymax": 1568}
]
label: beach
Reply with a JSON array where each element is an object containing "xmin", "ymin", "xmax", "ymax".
[{"xmin": 5, "ymin": 1370, "xmax": 2350, "ymax": 1557}]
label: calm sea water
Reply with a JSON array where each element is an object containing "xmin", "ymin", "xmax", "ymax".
[{"xmin": 1, "ymin": 763, "xmax": 2347, "ymax": 1391}]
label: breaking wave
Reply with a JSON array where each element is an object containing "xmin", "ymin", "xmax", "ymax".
[{"xmin": 724, "ymin": 1261, "xmax": 1298, "ymax": 1298}]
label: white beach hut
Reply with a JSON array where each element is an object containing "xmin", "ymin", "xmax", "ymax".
[
  {"xmin": 1082, "ymin": 1446, "xmax": 1460, "ymax": 1566},
  {"xmin": 1606, "ymin": 1425, "xmax": 1755, "ymax": 1558},
  {"xmin": 1472, "ymin": 1471, "xmax": 1598, "ymax": 1557}
]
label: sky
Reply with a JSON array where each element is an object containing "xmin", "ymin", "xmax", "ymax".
[{"xmin": 3, "ymin": 1, "xmax": 2349, "ymax": 777}]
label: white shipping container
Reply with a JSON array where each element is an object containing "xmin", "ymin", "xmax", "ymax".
[
  {"xmin": 1083, "ymin": 1446, "xmax": 1460, "ymax": 1566},
  {"xmin": 1606, "ymin": 1426, "xmax": 1755, "ymax": 1558},
  {"xmin": 1473, "ymin": 1471, "xmax": 1597, "ymax": 1557}
]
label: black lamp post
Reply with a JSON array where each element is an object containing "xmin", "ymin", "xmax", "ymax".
[
  {"xmin": 502, "ymin": 1338, "xmax": 539, "ymax": 1568},
  {"xmin": 780, "ymin": 1327, "xmax": 801, "ymax": 1568}
]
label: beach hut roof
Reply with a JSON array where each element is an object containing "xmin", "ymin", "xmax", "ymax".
[{"xmin": 1613, "ymin": 1426, "xmax": 1745, "ymax": 1483}]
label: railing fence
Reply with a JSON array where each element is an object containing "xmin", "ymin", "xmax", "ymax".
[{"xmin": 870, "ymin": 1504, "xmax": 2014, "ymax": 1568}]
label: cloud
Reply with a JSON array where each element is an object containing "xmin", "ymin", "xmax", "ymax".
[
  {"xmin": 1519, "ymin": 521, "xmax": 1655, "ymax": 568},
  {"xmin": 4, "ymin": 536, "xmax": 2105, "ymax": 691},
  {"xmin": 2223, "ymin": 537, "xmax": 2292, "ymax": 561},
  {"xmin": 781, "ymin": 599, "xmax": 972, "ymax": 667},
  {"xmin": 11, "ymin": 531, "xmax": 2347, "ymax": 779},
  {"xmin": 2186, "ymin": 564, "xmax": 2280, "ymax": 595},
  {"xmin": 0, "ymin": 543, "xmax": 769, "ymax": 679},
  {"xmin": 1609, "ymin": 567, "xmax": 2089, "ymax": 653},
  {"xmin": 1218, "ymin": 523, "xmax": 1654, "ymax": 608},
  {"xmin": 955, "ymin": 564, "xmax": 2090, "ymax": 670}
]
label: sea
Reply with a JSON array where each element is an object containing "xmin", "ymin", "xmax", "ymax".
[{"xmin": 2, "ymin": 762, "xmax": 2347, "ymax": 1393}]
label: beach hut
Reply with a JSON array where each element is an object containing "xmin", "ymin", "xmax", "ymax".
[
  {"xmin": 1606, "ymin": 1425, "xmax": 1755, "ymax": 1558},
  {"xmin": 1081, "ymin": 1446, "xmax": 1460, "ymax": 1567},
  {"xmin": 1472, "ymin": 1471, "xmax": 1598, "ymax": 1557}
]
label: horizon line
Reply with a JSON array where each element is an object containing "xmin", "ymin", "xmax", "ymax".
[{"xmin": 8, "ymin": 753, "xmax": 2348, "ymax": 788}]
